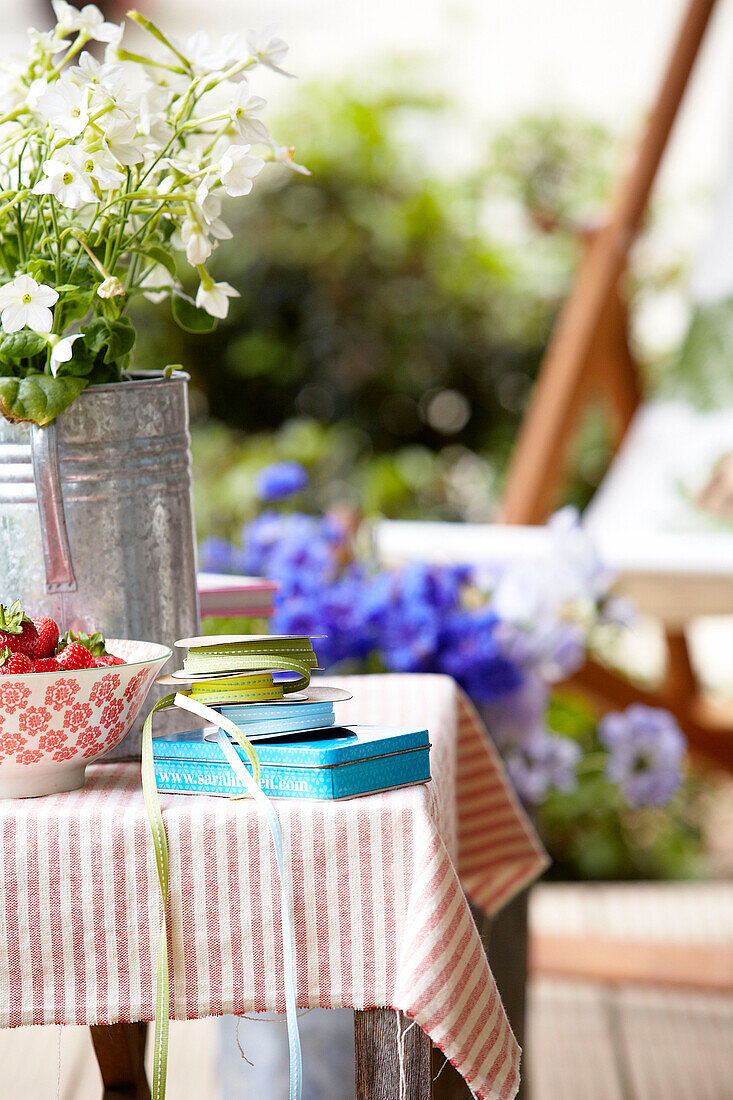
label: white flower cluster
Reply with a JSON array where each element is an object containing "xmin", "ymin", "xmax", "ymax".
[{"xmin": 0, "ymin": 2, "xmax": 305, "ymax": 338}]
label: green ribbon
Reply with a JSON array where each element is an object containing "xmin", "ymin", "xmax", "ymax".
[
  {"xmin": 182, "ymin": 638, "xmax": 318, "ymax": 692},
  {"xmin": 141, "ymin": 693, "xmax": 262, "ymax": 1100},
  {"xmin": 141, "ymin": 635, "xmax": 317, "ymax": 1100},
  {"xmin": 189, "ymin": 670, "xmax": 285, "ymax": 706}
]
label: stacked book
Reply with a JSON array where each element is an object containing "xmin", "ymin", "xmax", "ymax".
[
  {"xmin": 197, "ymin": 572, "xmax": 278, "ymax": 619},
  {"xmin": 153, "ymin": 634, "xmax": 431, "ymax": 801}
]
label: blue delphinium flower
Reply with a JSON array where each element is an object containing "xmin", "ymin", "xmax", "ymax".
[
  {"xmin": 438, "ymin": 607, "xmax": 523, "ymax": 703},
  {"xmin": 378, "ymin": 599, "xmax": 442, "ymax": 673},
  {"xmin": 241, "ymin": 511, "xmax": 291, "ymax": 575},
  {"xmin": 599, "ymin": 704, "xmax": 686, "ymax": 807},
  {"xmin": 242, "ymin": 512, "xmax": 343, "ymax": 580},
  {"xmin": 268, "ymin": 534, "xmax": 337, "ymax": 596},
  {"xmin": 255, "ymin": 461, "xmax": 309, "ymax": 502},
  {"xmin": 399, "ymin": 562, "xmax": 470, "ymax": 613},
  {"xmin": 198, "ymin": 535, "xmax": 247, "ymax": 574}
]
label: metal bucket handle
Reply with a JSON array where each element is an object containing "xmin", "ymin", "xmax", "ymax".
[{"xmin": 29, "ymin": 423, "xmax": 77, "ymax": 594}]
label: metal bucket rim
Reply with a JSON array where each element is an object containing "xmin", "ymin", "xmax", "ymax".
[{"xmin": 81, "ymin": 369, "xmax": 190, "ymax": 396}]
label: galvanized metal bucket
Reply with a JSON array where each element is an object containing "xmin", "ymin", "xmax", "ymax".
[{"xmin": 0, "ymin": 371, "xmax": 200, "ymax": 758}]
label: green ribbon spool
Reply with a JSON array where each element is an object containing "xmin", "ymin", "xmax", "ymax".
[{"xmin": 182, "ymin": 637, "xmax": 318, "ymax": 693}]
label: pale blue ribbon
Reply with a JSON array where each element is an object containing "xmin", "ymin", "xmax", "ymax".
[{"xmin": 173, "ymin": 693, "xmax": 303, "ymax": 1100}]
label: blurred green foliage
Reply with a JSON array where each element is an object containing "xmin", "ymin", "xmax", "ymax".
[
  {"xmin": 191, "ymin": 417, "xmax": 498, "ymax": 539},
  {"xmin": 132, "ymin": 79, "xmax": 626, "ymax": 522}
]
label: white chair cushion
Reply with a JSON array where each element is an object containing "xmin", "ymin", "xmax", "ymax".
[{"xmin": 585, "ymin": 400, "xmax": 733, "ymax": 623}]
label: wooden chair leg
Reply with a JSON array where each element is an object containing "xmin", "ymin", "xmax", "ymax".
[
  {"xmin": 354, "ymin": 1009, "xmax": 432, "ymax": 1100},
  {"xmin": 567, "ymin": 657, "xmax": 733, "ymax": 771},
  {"xmin": 89, "ymin": 1022, "xmax": 151, "ymax": 1100},
  {"xmin": 664, "ymin": 629, "xmax": 697, "ymax": 706}
]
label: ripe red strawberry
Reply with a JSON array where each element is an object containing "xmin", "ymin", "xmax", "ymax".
[
  {"xmin": 94, "ymin": 654, "xmax": 126, "ymax": 667},
  {"xmin": 0, "ymin": 601, "xmax": 38, "ymax": 657},
  {"xmin": 31, "ymin": 617, "xmax": 59, "ymax": 659},
  {"xmin": 55, "ymin": 642, "xmax": 96, "ymax": 671},
  {"xmin": 30, "ymin": 657, "xmax": 61, "ymax": 673},
  {"xmin": 0, "ymin": 648, "xmax": 32, "ymax": 675}
]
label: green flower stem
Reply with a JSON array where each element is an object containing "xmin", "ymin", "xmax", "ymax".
[
  {"xmin": 53, "ymin": 32, "xmax": 89, "ymax": 72},
  {"xmin": 0, "ymin": 191, "xmax": 29, "ymax": 221},
  {"xmin": 121, "ymin": 205, "xmax": 165, "ymax": 254},
  {"xmin": 48, "ymin": 198, "xmax": 63, "ymax": 302},
  {"xmin": 26, "ymin": 194, "xmax": 47, "ymax": 256},
  {"xmin": 106, "ymin": 168, "xmax": 133, "ymax": 272},
  {"xmin": 125, "ymin": 11, "xmax": 192, "ymax": 72},
  {"xmin": 115, "ymin": 49, "xmax": 187, "ymax": 76}
]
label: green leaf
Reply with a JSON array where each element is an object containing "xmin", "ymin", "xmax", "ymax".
[
  {"xmin": 171, "ymin": 292, "xmax": 217, "ymax": 333},
  {"xmin": 138, "ymin": 245, "xmax": 177, "ymax": 280},
  {"xmin": 0, "ymin": 599, "xmax": 30, "ymax": 633},
  {"xmin": 102, "ymin": 318, "xmax": 135, "ymax": 363},
  {"xmin": 83, "ymin": 318, "xmax": 113, "ymax": 357},
  {"xmin": 58, "ymin": 629, "xmax": 108, "ymax": 657},
  {"xmin": 0, "ymin": 331, "xmax": 48, "ymax": 362},
  {"xmin": 83, "ymin": 316, "xmax": 136, "ymax": 364},
  {"xmin": 0, "ymin": 375, "xmax": 88, "ymax": 426}
]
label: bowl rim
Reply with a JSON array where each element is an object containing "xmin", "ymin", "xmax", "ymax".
[{"xmin": 0, "ymin": 640, "xmax": 172, "ymax": 680}]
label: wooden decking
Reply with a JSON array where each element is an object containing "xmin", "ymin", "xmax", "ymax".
[
  {"xmin": 529, "ymin": 980, "xmax": 733, "ymax": 1100},
  {"xmin": 2, "ymin": 883, "xmax": 733, "ymax": 1098}
]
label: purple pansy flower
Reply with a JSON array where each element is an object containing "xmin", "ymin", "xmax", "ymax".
[
  {"xmin": 503, "ymin": 727, "xmax": 581, "ymax": 805},
  {"xmin": 599, "ymin": 704, "xmax": 686, "ymax": 808}
]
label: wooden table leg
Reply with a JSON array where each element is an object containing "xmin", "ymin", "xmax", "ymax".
[
  {"xmin": 89, "ymin": 1022, "xmax": 151, "ymax": 1100},
  {"xmin": 355, "ymin": 1008, "xmax": 433, "ymax": 1099}
]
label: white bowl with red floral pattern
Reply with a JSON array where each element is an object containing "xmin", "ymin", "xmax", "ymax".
[{"xmin": 0, "ymin": 639, "xmax": 171, "ymax": 798}]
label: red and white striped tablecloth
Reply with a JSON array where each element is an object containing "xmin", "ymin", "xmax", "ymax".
[{"xmin": 0, "ymin": 673, "xmax": 547, "ymax": 1100}]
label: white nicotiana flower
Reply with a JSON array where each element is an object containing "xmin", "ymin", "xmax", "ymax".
[
  {"xmin": 245, "ymin": 25, "xmax": 292, "ymax": 76},
  {"xmin": 196, "ymin": 278, "xmax": 239, "ymax": 319},
  {"xmin": 178, "ymin": 193, "xmax": 232, "ymax": 266},
  {"xmin": 269, "ymin": 143, "xmax": 310, "ymax": 176},
  {"xmin": 226, "ymin": 82, "xmax": 268, "ymax": 142},
  {"xmin": 140, "ymin": 264, "xmax": 174, "ymax": 304},
  {"xmin": 219, "ymin": 144, "xmax": 264, "ymax": 197},
  {"xmin": 83, "ymin": 147, "xmax": 125, "ymax": 190},
  {"xmin": 138, "ymin": 85, "xmax": 173, "ymax": 144},
  {"xmin": 51, "ymin": 1, "xmax": 121, "ymax": 45},
  {"xmin": 27, "ymin": 28, "xmax": 68, "ymax": 60},
  {"xmin": 184, "ymin": 31, "xmax": 241, "ymax": 74},
  {"xmin": 33, "ymin": 145, "xmax": 98, "ymax": 208},
  {"xmin": 0, "ymin": 276, "xmax": 58, "ymax": 334},
  {"xmin": 70, "ymin": 51, "xmax": 122, "ymax": 89},
  {"xmin": 97, "ymin": 276, "xmax": 125, "ymax": 299},
  {"xmin": 36, "ymin": 78, "xmax": 90, "ymax": 139},
  {"xmin": 49, "ymin": 332, "xmax": 83, "ymax": 376},
  {"xmin": 0, "ymin": 72, "xmax": 25, "ymax": 115},
  {"xmin": 35, "ymin": 145, "xmax": 123, "ymax": 207},
  {"xmin": 102, "ymin": 117, "xmax": 145, "ymax": 167},
  {"xmin": 25, "ymin": 78, "xmax": 49, "ymax": 112},
  {"xmin": 180, "ymin": 218, "xmax": 213, "ymax": 266},
  {"xmin": 194, "ymin": 176, "xmax": 214, "ymax": 208}
]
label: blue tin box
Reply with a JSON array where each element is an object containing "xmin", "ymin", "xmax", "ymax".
[{"xmin": 153, "ymin": 725, "xmax": 431, "ymax": 800}]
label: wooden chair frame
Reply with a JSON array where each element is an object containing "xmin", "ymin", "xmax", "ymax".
[{"xmin": 499, "ymin": 0, "xmax": 733, "ymax": 770}]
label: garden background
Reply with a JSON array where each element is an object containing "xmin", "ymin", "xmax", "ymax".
[{"xmin": 11, "ymin": 0, "xmax": 733, "ymax": 881}]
